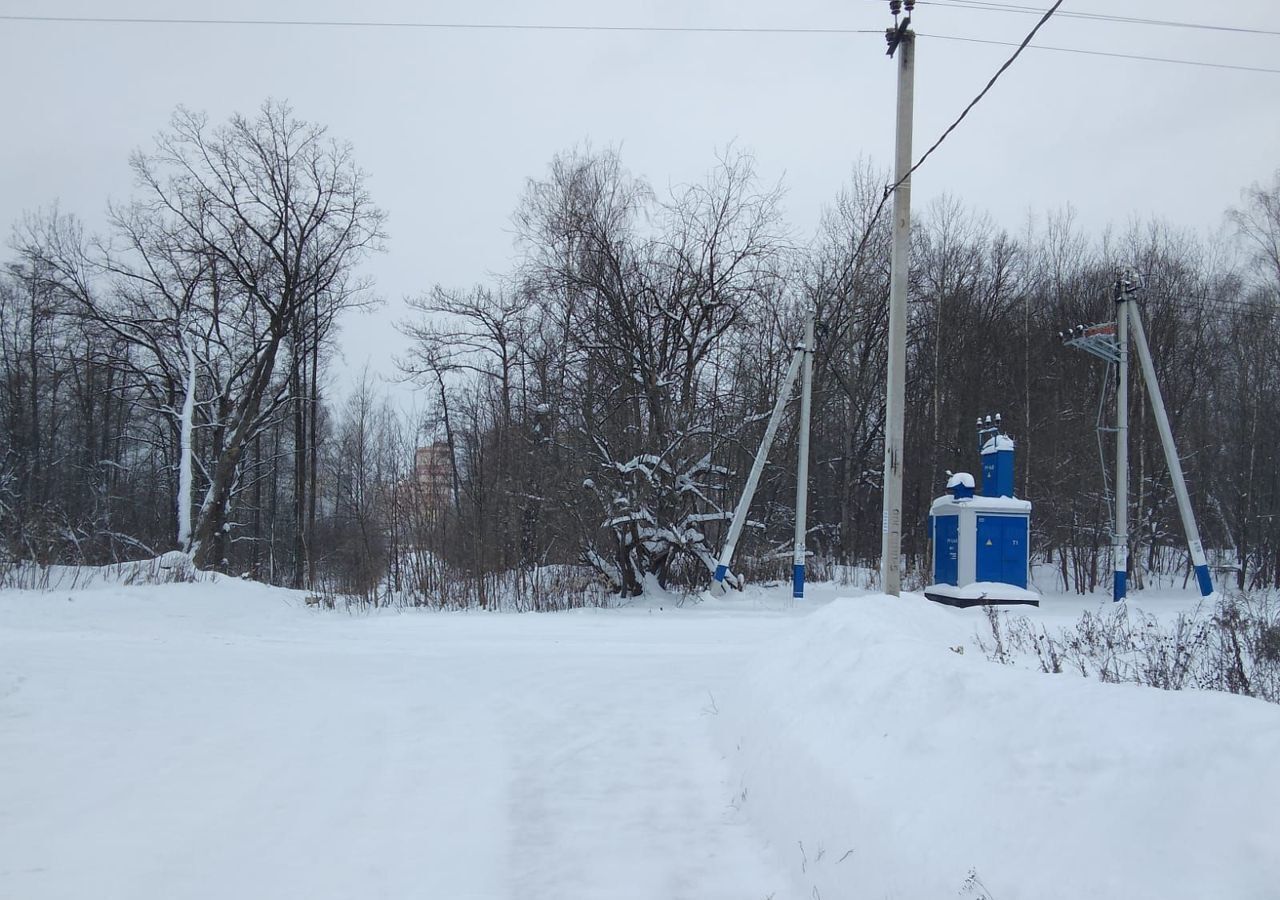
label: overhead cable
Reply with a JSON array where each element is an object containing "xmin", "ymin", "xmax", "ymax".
[
  {"xmin": 5, "ymin": 12, "xmax": 1277, "ymax": 74},
  {"xmin": 0, "ymin": 14, "xmax": 881, "ymax": 35},
  {"xmin": 922, "ymin": 32, "xmax": 1280, "ymax": 74},
  {"xmin": 885, "ymin": 0, "xmax": 1065, "ymax": 202},
  {"xmin": 914, "ymin": 0, "xmax": 1280, "ymax": 38},
  {"xmin": 843, "ymin": 2, "xmax": 1063, "ymax": 302}
]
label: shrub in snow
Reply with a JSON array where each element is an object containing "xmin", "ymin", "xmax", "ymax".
[
  {"xmin": 0, "ymin": 553, "xmax": 207, "ymax": 591},
  {"xmin": 306, "ymin": 556, "xmax": 613, "ymax": 614},
  {"xmin": 977, "ymin": 590, "xmax": 1280, "ymax": 703},
  {"xmin": 583, "ymin": 450, "xmax": 733, "ymax": 597}
]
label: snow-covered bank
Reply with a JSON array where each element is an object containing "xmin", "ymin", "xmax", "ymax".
[{"xmin": 720, "ymin": 591, "xmax": 1280, "ymax": 899}]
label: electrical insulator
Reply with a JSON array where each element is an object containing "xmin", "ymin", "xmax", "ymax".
[
  {"xmin": 985, "ymin": 415, "xmax": 993, "ymax": 425},
  {"xmin": 904, "ymin": 0, "xmax": 916, "ymax": 10},
  {"xmin": 995, "ymin": 413, "xmax": 1002, "ymax": 423},
  {"xmin": 889, "ymin": 1, "xmax": 902, "ymax": 15}
]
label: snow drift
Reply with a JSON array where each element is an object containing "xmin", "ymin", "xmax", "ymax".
[{"xmin": 719, "ymin": 592, "xmax": 1280, "ymax": 899}]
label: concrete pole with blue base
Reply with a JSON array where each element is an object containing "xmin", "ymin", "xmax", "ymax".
[
  {"xmin": 1125, "ymin": 298, "xmax": 1215, "ymax": 597},
  {"xmin": 792, "ymin": 310, "xmax": 816, "ymax": 599},
  {"xmin": 1114, "ymin": 286, "xmax": 1130, "ymax": 602},
  {"xmin": 709, "ymin": 348, "xmax": 804, "ymax": 595}
]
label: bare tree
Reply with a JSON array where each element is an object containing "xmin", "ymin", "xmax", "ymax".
[
  {"xmin": 512, "ymin": 147, "xmax": 789, "ymax": 593},
  {"xmin": 1231, "ymin": 170, "xmax": 1280, "ymax": 293},
  {"xmin": 21, "ymin": 101, "xmax": 385, "ymax": 572}
]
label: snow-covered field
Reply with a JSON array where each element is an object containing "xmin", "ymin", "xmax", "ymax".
[{"xmin": 2, "ymin": 575, "xmax": 1278, "ymax": 899}]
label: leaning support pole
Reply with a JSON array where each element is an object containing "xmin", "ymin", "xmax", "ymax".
[
  {"xmin": 792, "ymin": 310, "xmax": 816, "ymax": 599},
  {"xmin": 1125, "ymin": 301, "xmax": 1215, "ymax": 597},
  {"xmin": 710, "ymin": 347, "xmax": 805, "ymax": 594},
  {"xmin": 1114, "ymin": 287, "xmax": 1130, "ymax": 603}
]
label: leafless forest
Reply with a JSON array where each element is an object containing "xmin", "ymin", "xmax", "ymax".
[{"xmin": 2, "ymin": 102, "xmax": 1278, "ymax": 604}]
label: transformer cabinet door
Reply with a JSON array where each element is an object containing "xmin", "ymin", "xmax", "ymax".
[{"xmin": 933, "ymin": 515, "xmax": 959, "ymax": 586}]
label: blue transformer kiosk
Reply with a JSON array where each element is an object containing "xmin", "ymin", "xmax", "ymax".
[{"xmin": 926, "ymin": 415, "xmax": 1037, "ymax": 608}]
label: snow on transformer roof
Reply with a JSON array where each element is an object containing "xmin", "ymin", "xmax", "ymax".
[
  {"xmin": 930, "ymin": 493, "xmax": 1031, "ymax": 514},
  {"xmin": 980, "ymin": 434, "xmax": 1015, "ymax": 455},
  {"xmin": 946, "ymin": 472, "xmax": 975, "ymax": 489}
]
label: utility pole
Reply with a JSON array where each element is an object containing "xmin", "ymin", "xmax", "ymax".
[
  {"xmin": 1064, "ymin": 271, "xmax": 1216, "ymax": 602},
  {"xmin": 709, "ymin": 308, "xmax": 818, "ymax": 598},
  {"xmin": 1114, "ymin": 276, "xmax": 1130, "ymax": 602},
  {"xmin": 882, "ymin": 1, "xmax": 915, "ymax": 596},
  {"xmin": 793, "ymin": 310, "xmax": 816, "ymax": 598}
]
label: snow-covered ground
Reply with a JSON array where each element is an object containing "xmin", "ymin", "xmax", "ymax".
[
  {"xmin": 2, "ymin": 575, "xmax": 1277, "ymax": 899},
  {"xmin": 722, "ymin": 589, "xmax": 1280, "ymax": 900},
  {"xmin": 0, "ymin": 578, "xmax": 799, "ymax": 899}
]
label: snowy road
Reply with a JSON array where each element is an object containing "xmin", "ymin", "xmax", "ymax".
[
  {"xmin": 10, "ymin": 579, "xmax": 1277, "ymax": 899},
  {"xmin": 0, "ymin": 586, "xmax": 797, "ymax": 900}
]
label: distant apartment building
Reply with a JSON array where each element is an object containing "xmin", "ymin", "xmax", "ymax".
[{"xmin": 412, "ymin": 442, "xmax": 453, "ymax": 514}]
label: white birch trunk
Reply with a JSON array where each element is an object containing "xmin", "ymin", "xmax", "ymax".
[{"xmin": 177, "ymin": 338, "xmax": 196, "ymax": 551}]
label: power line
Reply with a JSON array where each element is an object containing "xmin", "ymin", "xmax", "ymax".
[
  {"xmin": 1160, "ymin": 294, "xmax": 1279, "ymax": 313},
  {"xmin": 922, "ymin": 32, "xmax": 1280, "ymax": 74},
  {"xmin": 1128, "ymin": 292, "xmax": 1280, "ymax": 327},
  {"xmin": 0, "ymin": 13, "xmax": 882, "ymax": 36},
  {"xmin": 915, "ymin": 0, "xmax": 1280, "ymax": 38},
  {"xmin": 844, "ymin": 2, "xmax": 1062, "ymax": 295},
  {"xmin": 895, "ymin": 0, "xmax": 1063, "ymax": 194},
  {"xmin": 6, "ymin": 11, "xmax": 1277, "ymax": 74}
]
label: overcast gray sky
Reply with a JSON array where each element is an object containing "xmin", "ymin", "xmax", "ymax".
[{"xmin": 2, "ymin": 0, "xmax": 1278, "ymax": 402}]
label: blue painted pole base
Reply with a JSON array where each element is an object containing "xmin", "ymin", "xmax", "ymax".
[
  {"xmin": 792, "ymin": 564, "xmax": 805, "ymax": 599},
  {"xmin": 1194, "ymin": 564, "xmax": 1214, "ymax": 597},
  {"xmin": 1113, "ymin": 570, "xmax": 1127, "ymax": 603}
]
